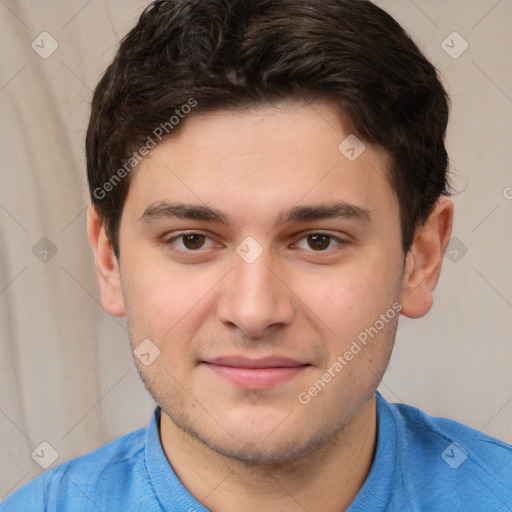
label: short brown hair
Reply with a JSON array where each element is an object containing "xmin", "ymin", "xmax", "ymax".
[{"xmin": 86, "ymin": 0, "xmax": 451, "ymax": 259}]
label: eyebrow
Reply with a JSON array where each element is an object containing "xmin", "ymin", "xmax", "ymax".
[{"xmin": 138, "ymin": 201, "xmax": 371, "ymax": 226}]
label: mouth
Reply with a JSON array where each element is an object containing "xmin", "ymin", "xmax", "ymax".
[{"xmin": 201, "ymin": 356, "xmax": 311, "ymax": 389}]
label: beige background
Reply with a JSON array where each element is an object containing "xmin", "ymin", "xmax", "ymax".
[{"xmin": 1, "ymin": 0, "xmax": 511, "ymax": 499}]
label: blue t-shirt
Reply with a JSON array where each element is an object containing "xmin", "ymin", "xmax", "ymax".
[{"xmin": 2, "ymin": 391, "xmax": 511, "ymax": 511}]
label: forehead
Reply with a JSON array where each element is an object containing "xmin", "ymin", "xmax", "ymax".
[{"xmin": 123, "ymin": 101, "xmax": 397, "ymax": 230}]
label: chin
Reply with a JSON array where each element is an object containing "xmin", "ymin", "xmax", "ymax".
[{"xmin": 169, "ymin": 404, "xmax": 344, "ymax": 466}]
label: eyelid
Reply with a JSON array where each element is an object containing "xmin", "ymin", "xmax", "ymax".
[
  {"xmin": 162, "ymin": 230, "xmax": 349, "ymax": 253},
  {"xmin": 164, "ymin": 230, "xmax": 221, "ymax": 251},
  {"xmin": 165, "ymin": 229, "xmax": 210, "ymax": 240},
  {"xmin": 290, "ymin": 231, "xmax": 348, "ymax": 251}
]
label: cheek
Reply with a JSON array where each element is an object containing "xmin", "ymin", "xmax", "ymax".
[
  {"xmin": 122, "ymin": 258, "xmax": 223, "ymax": 356},
  {"xmin": 293, "ymin": 256, "xmax": 399, "ymax": 339},
  {"xmin": 124, "ymin": 267, "xmax": 202, "ymax": 378},
  {"xmin": 123, "ymin": 253, "xmax": 198, "ymax": 320}
]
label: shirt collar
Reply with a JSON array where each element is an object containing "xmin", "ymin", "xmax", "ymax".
[{"xmin": 144, "ymin": 406, "xmax": 210, "ymax": 512}]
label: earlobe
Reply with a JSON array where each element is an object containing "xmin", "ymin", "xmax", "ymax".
[
  {"xmin": 86, "ymin": 204, "xmax": 126, "ymax": 317},
  {"xmin": 400, "ymin": 197, "xmax": 453, "ymax": 319}
]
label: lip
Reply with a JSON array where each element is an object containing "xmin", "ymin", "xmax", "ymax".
[
  {"xmin": 204, "ymin": 356, "xmax": 307, "ymax": 368},
  {"xmin": 202, "ymin": 356, "xmax": 310, "ymax": 389}
]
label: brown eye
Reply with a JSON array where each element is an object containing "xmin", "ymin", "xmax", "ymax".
[
  {"xmin": 307, "ymin": 233, "xmax": 332, "ymax": 251},
  {"xmin": 164, "ymin": 231, "xmax": 219, "ymax": 254},
  {"xmin": 181, "ymin": 233, "xmax": 206, "ymax": 250}
]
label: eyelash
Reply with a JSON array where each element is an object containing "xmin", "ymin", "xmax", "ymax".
[{"xmin": 163, "ymin": 231, "xmax": 347, "ymax": 254}]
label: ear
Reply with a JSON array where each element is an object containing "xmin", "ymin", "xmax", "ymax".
[
  {"xmin": 400, "ymin": 197, "xmax": 453, "ymax": 318},
  {"xmin": 86, "ymin": 204, "xmax": 126, "ymax": 317}
]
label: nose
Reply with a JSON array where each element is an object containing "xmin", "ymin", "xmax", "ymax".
[{"xmin": 216, "ymin": 244, "xmax": 295, "ymax": 338}]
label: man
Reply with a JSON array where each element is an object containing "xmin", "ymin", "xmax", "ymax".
[{"xmin": 2, "ymin": 0, "xmax": 511, "ymax": 510}]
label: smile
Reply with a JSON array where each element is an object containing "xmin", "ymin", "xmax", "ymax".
[{"xmin": 202, "ymin": 356, "xmax": 311, "ymax": 389}]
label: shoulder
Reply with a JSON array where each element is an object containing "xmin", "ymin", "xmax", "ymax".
[
  {"xmin": 0, "ymin": 426, "xmax": 149, "ymax": 512},
  {"xmin": 382, "ymin": 396, "xmax": 512, "ymax": 510},
  {"xmin": 389, "ymin": 398, "xmax": 512, "ymax": 464}
]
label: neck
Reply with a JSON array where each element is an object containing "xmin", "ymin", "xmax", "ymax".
[{"xmin": 160, "ymin": 395, "xmax": 377, "ymax": 512}]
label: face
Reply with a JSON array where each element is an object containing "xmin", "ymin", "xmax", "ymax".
[{"xmin": 114, "ymin": 101, "xmax": 407, "ymax": 463}]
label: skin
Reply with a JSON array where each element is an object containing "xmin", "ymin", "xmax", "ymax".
[{"xmin": 87, "ymin": 101, "xmax": 453, "ymax": 512}]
